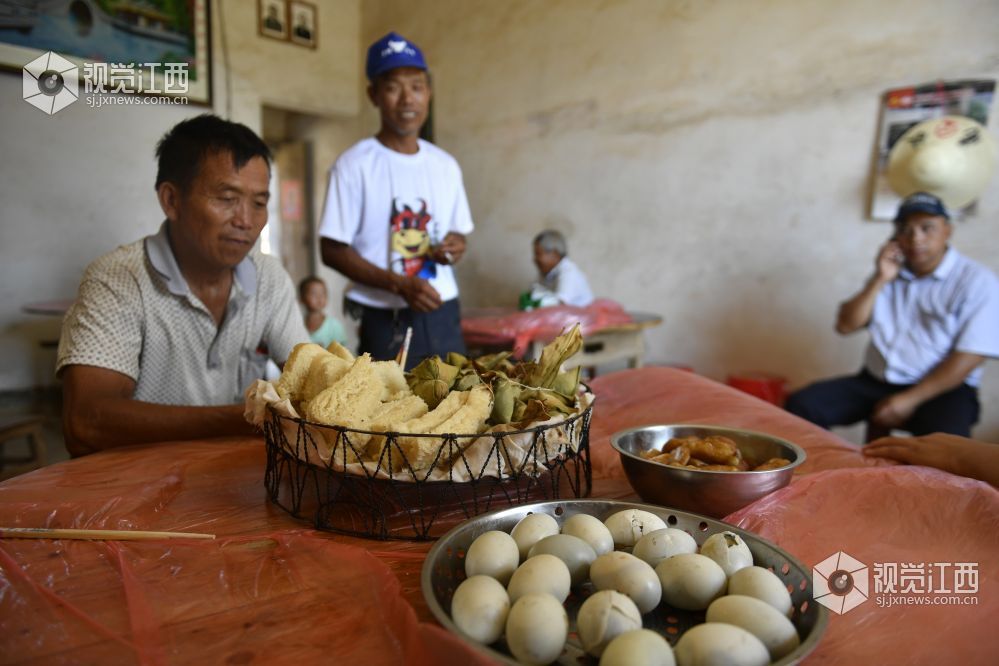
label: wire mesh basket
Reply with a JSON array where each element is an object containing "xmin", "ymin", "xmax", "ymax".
[{"xmin": 263, "ymin": 401, "xmax": 593, "ymax": 540}]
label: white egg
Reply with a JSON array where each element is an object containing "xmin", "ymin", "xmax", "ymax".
[
  {"xmin": 450, "ymin": 575, "xmax": 510, "ymax": 645},
  {"xmin": 599, "ymin": 629, "xmax": 675, "ymax": 666},
  {"xmin": 589, "ymin": 551, "xmax": 662, "ymax": 613},
  {"xmin": 674, "ymin": 622, "xmax": 770, "ymax": 666},
  {"xmin": 576, "ymin": 590, "xmax": 642, "ymax": 657},
  {"xmin": 465, "ymin": 530, "xmax": 520, "ymax": 585},
  {"xmin": 706, "ymin": 595, "xmax": 801, "ymax": 660},
  {"xmin": 655, "ymin": 553, "xmax": 727, "ymax": 610},
  {"xmin": 727, "ymin": 565, "xmax": 793, "ymax": 616},
  {"xmin": 699, "ymin": 531, "xmax": 754, "ymax": 577},
  {"xmin": 511, "ymin": 513, "xmax": 561, "ymax": 560},
  {"xmin": 507, "ymin": 553, "xmax": 571, "ymax": 603},
  {"xmin": 528, "ymin": 534, "xmax": 597, "ymax": 586},
  {"xmin": 603, "ymin": 509, "xmax": 668, "ymax": 547},
  {"xmin": 562, "ymin": 513, "xmax": 615, "ymax": 555},
  {"xmin": 632, "ymin": 528, "xmax": 698, "ymax": 567},
  {"xmin": 505, "ymin": 593, "xmax": 569, "ymax": 665}
]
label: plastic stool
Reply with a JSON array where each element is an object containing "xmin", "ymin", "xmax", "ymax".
[{"xmin": 726, "ymin": 372, "xmax": 787, "ymax": 406}]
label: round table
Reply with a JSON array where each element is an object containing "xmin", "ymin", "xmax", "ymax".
[{"xmin": 1, "ymin": 368, "xmax": 994, "ymax": 664}]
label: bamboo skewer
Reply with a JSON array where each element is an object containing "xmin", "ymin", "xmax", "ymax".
[
  {"xmin": 0, "ymin": 527, "xmax": 216, "ymax": 542},
  {"xmin": 396, "ymin": 326, "xmax": 414, "ymax": 369}
]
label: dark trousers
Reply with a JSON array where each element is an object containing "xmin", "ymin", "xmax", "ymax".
[
  {"xmin": 352, "ymin": 298, "xmax": 466, "ymax": 371},
  {"xmin": 784, "ymin": 370, "xmax": 980, "ymax": 438}
]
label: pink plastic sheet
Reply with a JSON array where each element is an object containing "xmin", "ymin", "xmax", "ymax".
[
  {"xmin": 729, "ymin": 467, "xmax": 999, "ymax": 666},
  {"xmin": 590, "ymin": 368, "xmax": 999, "ymax": 665},
  {"xmin": 461, "ymin": 299, "xmax": 634, "ymax": 356},
  {"xmin": 0, "ymin": 440, "xmax": 495, "ymax": 666},
  {"xmin": 1, "ymin": 368, "xmax": 996, "ymax": 664}
]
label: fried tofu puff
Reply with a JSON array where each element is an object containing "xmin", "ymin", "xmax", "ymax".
[
  {"xmin": 304, "ymin": 355, "xmax": 386, "ymax": 463},
  {"xmin": 372, "ymin": 360, "xmax": 411, "ymax": 401},
  {"xmin": 301, "ymin": 354, "xmax": 352, "ymax": 402},
  {"xmin": 275, "ymin": 343, "xmax": 329, "ymax": 402},
  {"xmin": 326, "ymin": 341, "xmax": 355, "ymax": 362},
  {"xmin": 391, "ymin": 385, "xmax": 493, "ymax": 474},
  {"xmin": 356, "ymin": 395, "xmax": 429, "ymax": 458}
]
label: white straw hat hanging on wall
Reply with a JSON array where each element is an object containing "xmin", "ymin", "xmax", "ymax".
[{"xmin": 887, "ymin": 115, "xmax": 997, "ymax": 210}]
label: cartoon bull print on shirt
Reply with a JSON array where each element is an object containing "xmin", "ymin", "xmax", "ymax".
[{"xmin": 390, "ymin": 198, "xmax": 437, "ymax": 279}]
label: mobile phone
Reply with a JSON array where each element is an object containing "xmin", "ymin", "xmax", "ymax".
[{"xmin": 887, "ymin": 238, "xmax": 903, "ymax": 264}]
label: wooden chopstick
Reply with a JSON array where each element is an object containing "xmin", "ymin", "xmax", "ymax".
[{"xmin": 0, "ymin": 527, "xmax": 216, "ymax": 542}]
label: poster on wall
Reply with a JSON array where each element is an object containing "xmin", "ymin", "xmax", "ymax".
[
  {"xmin": 0, "ymin": 0, "xmax": 211, "ymax": 106},
  {"xmin": 869, "ymin": 79, "xmax": 994, "ymax": 221}
]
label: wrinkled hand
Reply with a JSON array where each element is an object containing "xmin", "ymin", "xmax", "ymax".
[
  {"xmin": 870, "ymin": 391, "xmax": 920, "ymax": 428},
  {"xmin": 876, "ymin": 240, "xmax": 903, "ymax": 282},
  {"xmin": 430, "ymin": 232, "xmax": 467, "ymax": 265},
  {"xmin": 865, "ymin": 432, "xmax": 999, "ymax": 486},
  {"xmin": 395, "ymin": 274, "xmax": 442, "ymax": 312},
  {"xmin": 864, "ymin": 433, "xmax": 968, "ymax": 477}
]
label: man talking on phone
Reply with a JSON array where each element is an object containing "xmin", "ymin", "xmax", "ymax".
[{"xmin": 786, "ymin": 192, "xmax": 999, "ymax": 438}]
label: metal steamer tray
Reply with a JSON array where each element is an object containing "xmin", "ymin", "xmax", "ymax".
[{"xmin": 422, "ymin": 499, "xmax": 828, "ymax": 665}]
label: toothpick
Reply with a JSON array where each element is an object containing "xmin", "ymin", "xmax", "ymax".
[{"xmin": 396, "ymin": 326, "xmax": 414, "ymax": 369}]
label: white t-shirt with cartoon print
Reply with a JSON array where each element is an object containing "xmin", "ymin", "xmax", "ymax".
[{"xmin": 318, "ymin": 137, "xmax": 474, "ymax": 309}]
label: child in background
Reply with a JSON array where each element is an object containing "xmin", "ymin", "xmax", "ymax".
[{"xmin": 299, "ymin": 276, "xmax": 348, "ymax": 348}]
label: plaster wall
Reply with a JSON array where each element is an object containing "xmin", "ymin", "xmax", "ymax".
[
  {"xmin": 0, "ymin": 0, "xmax": 360, "ymax": 390},
  {"xmin": 361, "ymin": 0, "xmax": 999, "ymax": 439}
]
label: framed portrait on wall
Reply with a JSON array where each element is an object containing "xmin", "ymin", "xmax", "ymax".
[
  {"xmin": 0, "ymin": 0, "xmax": 211, "ymax": 106},
  {"xmin": 289, "ymin": 1, "xmax": 317, "ymax": 49},
  {"xmin": 258, "ymin": 0, "xmax": 288, "ymax": 41}
]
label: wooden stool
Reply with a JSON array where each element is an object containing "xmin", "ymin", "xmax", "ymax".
[{"xmin": 0, "ymin": 416, "xmax": 47, "ymax": 472}]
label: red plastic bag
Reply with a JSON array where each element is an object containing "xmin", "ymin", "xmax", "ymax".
[{"xmin": 462, "ymin": 299, "xmax": 634, "ymax": 356}]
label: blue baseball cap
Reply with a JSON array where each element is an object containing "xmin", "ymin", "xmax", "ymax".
[
  {"xmin": 894, "ymin": 192, "xmax": 950, "ymax": 223},
  {"xmin": 366, "ymin": 32, "xmax": 427, "ymax": 81}
]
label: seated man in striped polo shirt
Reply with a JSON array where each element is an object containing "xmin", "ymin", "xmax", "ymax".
[{"xmin": 57, "ymin": 114, "xmax": 308, "ymax": 456}]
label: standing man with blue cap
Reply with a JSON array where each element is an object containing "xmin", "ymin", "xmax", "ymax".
[
  {"xmin": 786, "ymin": 192, "xmax": 999, "ymax": 439},
  {"xmin": 318, "ymin": 31, "xmax": 473, "ymax": 368}
]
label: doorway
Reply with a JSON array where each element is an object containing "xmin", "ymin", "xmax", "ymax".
[
  {"xmin": 271, "ymin": 140, "xmax": 314, "ymax": 285},
  {"xmin": 261, "ymin": 106, "xmax": 317, "ymax": 286}
]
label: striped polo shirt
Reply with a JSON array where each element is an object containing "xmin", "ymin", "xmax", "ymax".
[{"xmin": 57, "ymin": 222, "xmax": 308, "ymax": 405}]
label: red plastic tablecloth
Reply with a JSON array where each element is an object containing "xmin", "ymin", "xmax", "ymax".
[{"xmin": 1, "ymin": 368, "xmax": 996, "ymax": 664}]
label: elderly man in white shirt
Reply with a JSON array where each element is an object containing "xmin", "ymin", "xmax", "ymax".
[
  {"xmin": 522, "ymin": 230, "xmax": 594, "ymax": 310},
  {"xmin": 786, "ymin": 192, "xmax": 999, "ymax": 439}
]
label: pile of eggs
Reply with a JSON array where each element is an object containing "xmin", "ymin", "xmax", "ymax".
[{"xmin": 448, "ymin": 508, "xmax": 801, "ymax": 666}]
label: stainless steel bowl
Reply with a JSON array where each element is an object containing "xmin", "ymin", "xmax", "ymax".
[
  {"xmin": 610, "ymin": 424, "xmax": 806, "ymax": 518},
  {"xmin": 421, "ymin": 499, "xmax": 827, "ymax": 666}
]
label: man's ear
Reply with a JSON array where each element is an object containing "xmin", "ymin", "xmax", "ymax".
[
  {"xmin": 157, "ymin": 181, "xmax": 181, "ymax": 222},
  {"xmin": 366, "ymin": 82, "xmax": 377, "ymax": 106}
]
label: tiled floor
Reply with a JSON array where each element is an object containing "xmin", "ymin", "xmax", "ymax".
[{"xmin": 0, "ymin": 388, "xmax": 68, "ymax": 482}]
